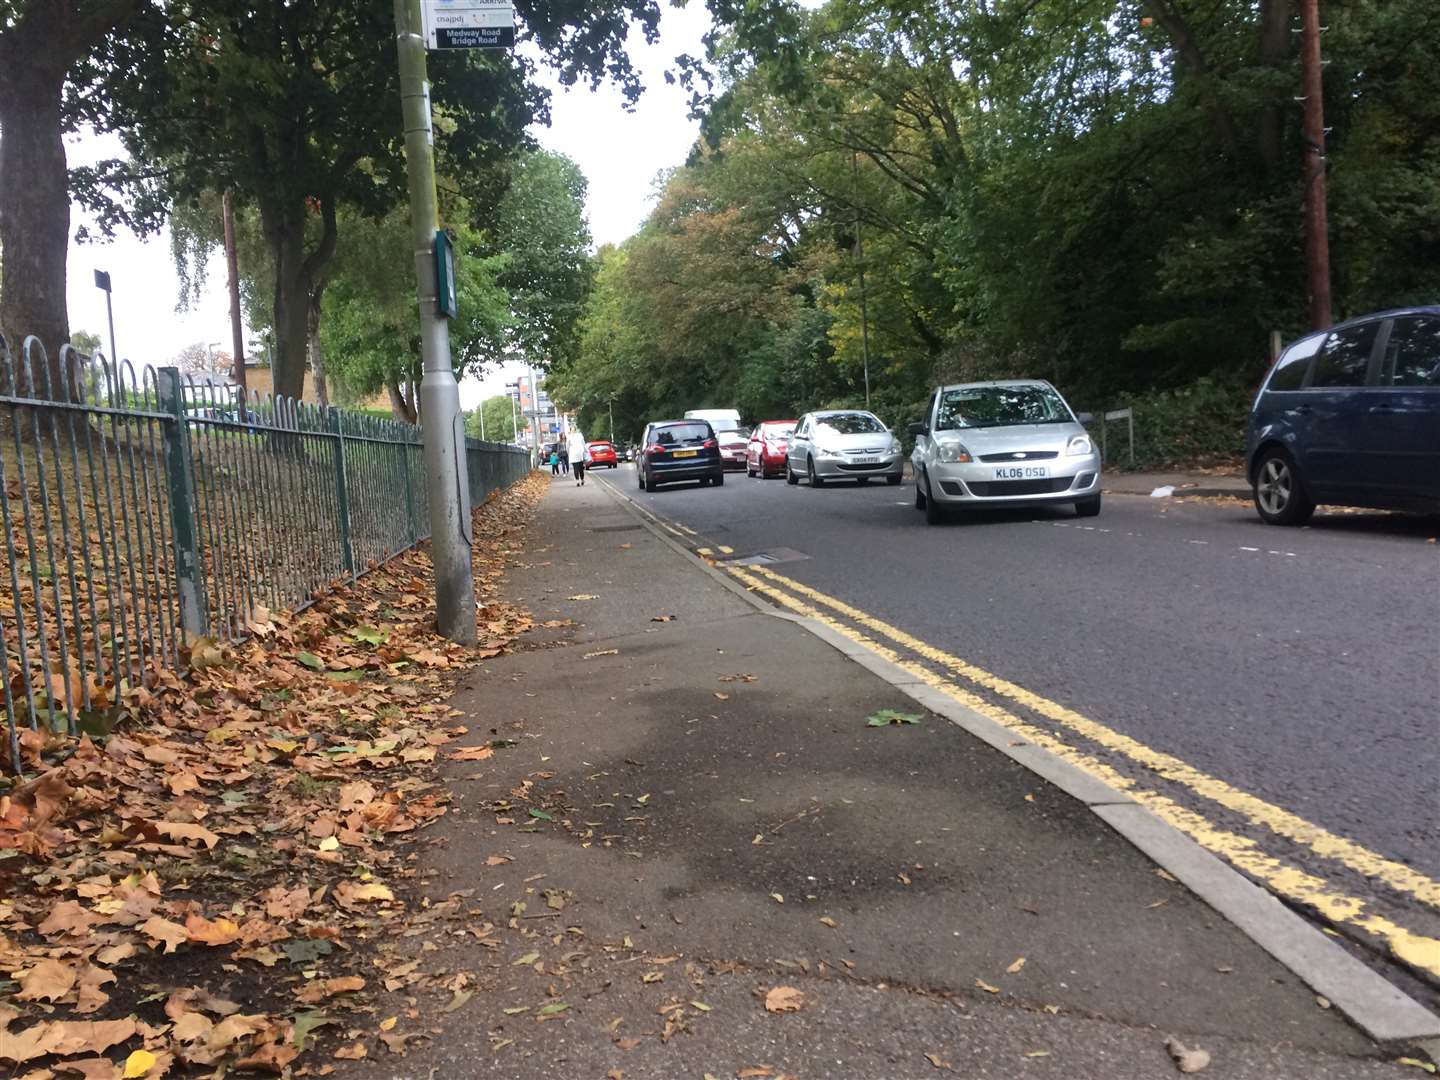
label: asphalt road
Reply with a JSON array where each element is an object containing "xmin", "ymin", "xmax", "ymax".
[{"xmin": 589, "ymin": 461, "xmax": 1440, "ymax": 984}]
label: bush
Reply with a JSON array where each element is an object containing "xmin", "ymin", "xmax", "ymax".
[{"xmin": 1081, "ymin": 375, "xmax": 1255, "ymax": 472}]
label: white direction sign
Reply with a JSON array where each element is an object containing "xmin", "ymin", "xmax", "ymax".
[{"xmin": 423, "ymin": 0, "xmax": 515, "ymax": 49}]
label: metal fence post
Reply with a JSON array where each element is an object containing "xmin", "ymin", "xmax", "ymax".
[
  {"xmin": 330, "ymin": 409, "xmax": 355, "ymax": 576},
  {"xmin": 403, "ymin": 442, "xmax": 418, "ymax": 544},
  {"xmin": 157, "ymin": 366, "xmax": 209, "ymax": 639}
]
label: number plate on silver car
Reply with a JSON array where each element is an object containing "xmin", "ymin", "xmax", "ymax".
[{"xmin": 993, "ymin": 466, "xmax": 1047, "ymax": 479}]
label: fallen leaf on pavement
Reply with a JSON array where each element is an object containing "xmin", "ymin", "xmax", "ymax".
[
  {"xmin": 1165, "ymin": 1037, "xmax": 1211, "ymax": 1073},
  {"xmin": 1024, "ymin": 1050, "xmax": 1051, "ymax": 1058},
  {"xmin": 122, "ymin": 1049, "xmax": 157, "ymax": 1077},
  {"xmin": 763, "ymin": 987, "xmax": 805, "ymax": 1013},
  {"xmin": 866, "ymin": 709, "xmax": 921, "ymax": 727},
  {"xmin": 566, "ymin": 594, "xmax": 598, "ymax": 601},
  {"xmin": 819, "ymin": 916, "xmax": 838, "ymax": 928},
  {"xmin": 450, "ymin": 745, "xmax": 495, "ymax": 761},
  {"xmin": 975, "ymin": 979, "xmax": 1000, "ymax": 994},
  {"xmin": 333, "ymin": 1042, "xmax": 368, "ymax": 1060},
  {"xmin": 738, "ymin": 1068, "xmax": 775, "ymax": 1078},
  {"xmin": 17, "ymin": 958, "xmax": 77, "ymax": 1002},
  {"xmin": 769, "ymin": 893, "xmax": 784, "ymax": 904},
  {"xmin": 1006, "ymin": 957, "xmax": 1026, "ymax": 974},
  {"xmin": 925, "ymin": 1052, "xmax": 953, "ymax": 1070},
  {"xmin": 0, "ymin": 1017, "xmax": 138, "ymax": 1063},
  {"xmin": 1155, "ymin": 869, "xmax": 1178, "ymax": 883},
  {"xmin": 714, "ymin": 691, "xmax": 730, "ymax": 700},
  {"xmin": 583, "ymin": 649, "xmax": 619, "ymax": 659}
]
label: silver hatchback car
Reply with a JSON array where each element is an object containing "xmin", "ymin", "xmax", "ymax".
[
  {"xmin": 909, "ymin": 380, "xmax": 1102, "ymax": 523},
  {"xmin": 786, "ymin": 410, "xmax": 905, "ymax": 487}
]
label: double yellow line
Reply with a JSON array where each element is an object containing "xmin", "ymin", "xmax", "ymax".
[{"xmin": 722, "ymin": 561, "xmax": 1440, "ymax": 979}]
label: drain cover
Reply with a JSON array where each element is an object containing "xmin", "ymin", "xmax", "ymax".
[
  {"xmin": 590, "ymin": 523, "xmax": 643, "ymax": 533},
  {"xmin": 719, "ymin": 546, "xmax": 809, "ymax": 566}
]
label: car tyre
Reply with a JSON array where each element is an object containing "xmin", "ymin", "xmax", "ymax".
[
  {"xmin": 786, "ymin": 461, "xmax": 799, "ymax": 485},
  {"xmin": 923, "ymin": 471, "xmax": 944, "ymax": 525},
  {"xmin": 1074, "ymin": 492, "xmax": 1102, "ymax": 518},
  {"xmin": 747, "ymin": 463, "xmax": 756, "ymax": 477},
  {"xmin": 914, "ymin": 475, "xmax": 927, "ymax": 510},
  {"xmin": 714, "ymin": 471, "xmax": 724, "ymax": 487},
  {"xmin": 1253, "ymin": 448, "xmax": 1315, "ymax": 526},
  {"xmin": 886, "ymin": 473, "xmax": 902, "ymax": 486},
  {"xmin": 808, "ymin": 457, "xmax": 825, "ymax": 488},
  {"xmin": 644, "ymin": 472, "xmax": 657, "ymax": 494}
]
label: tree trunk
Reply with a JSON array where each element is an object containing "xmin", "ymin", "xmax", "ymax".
[
  {"xmin": 1257, "ymin": 0, "xmax": 1293, "ymax": 178},
  {"xmin": 0, "ymin": 65, "xmax": 70, "ymax": 398},
  {"xmin": 307, "ymin": 291, "xmax": 329, "ymax": 408},
  {"xmin": 265, "ymin": 202, "xmax": 310, "ymax": 403},
  {"xmin": 386, "ymin": 378, "xmax": 417, "ymax": 423}
]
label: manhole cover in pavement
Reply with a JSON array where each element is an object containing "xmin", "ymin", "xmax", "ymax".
[{"xmin": 719, "ymin": 546, "xmax": 810, "ymax": 566}]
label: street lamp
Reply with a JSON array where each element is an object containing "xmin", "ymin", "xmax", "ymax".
[{"xmin": 93, "ymin": 269, "xmax": 117, "ymax": 361}]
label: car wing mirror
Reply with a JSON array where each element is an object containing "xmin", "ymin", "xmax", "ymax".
[
  {"xmin": 908, "ymin": 422, "xmax": 929, "ymax": 437},
  {"xmin": 1075, "ymin": 412, "xmax": 1094, "ymax": 425}
]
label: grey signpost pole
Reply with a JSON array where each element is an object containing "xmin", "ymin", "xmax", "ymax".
[{"xmin": 394, "ymin": 0, "xmax": 477, "ymax": 644}]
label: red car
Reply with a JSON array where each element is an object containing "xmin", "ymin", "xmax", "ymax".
[
  {"xmin": 746, "ymin": 420, "xmax": 797, "ymax": 478},
  {"xmin": 587, "ymin": 441, "xmax": 618, "ymax": 468}
]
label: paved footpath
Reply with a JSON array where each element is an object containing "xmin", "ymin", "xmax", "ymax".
[{"xmin": 344, "ymin": 476, "xmax": 1424, "ymax": 1080}]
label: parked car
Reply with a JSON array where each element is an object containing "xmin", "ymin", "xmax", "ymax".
[
  {"xmin": 638, "ymin": 420, "xmax": 724, "ymax": 492},
  {"xmin": 909, "ymin": 380, "xmax": 1101, "ymax": 524},
  {"xmin": 1246, "ymin": 306, "xmax": 1440, "ymax": 525},
  {"xmin": 747, "ymin": 421, "xmax": 798, "ymax": 478},
  {"xmin": 587, "ymin": 440, "xmax": 619, "ymax": 468},
  {"xmin": 714, "ymin": 427, "xmax": 749, "ymax": 470},
  {"xmin": 786, "ymin": 410, "xmax": 904, "ymax": 487}
]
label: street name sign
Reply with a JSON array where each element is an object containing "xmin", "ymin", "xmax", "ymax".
[{"xmin": 423, "ymin": 0, "xmax": 514, "ymax": 49}]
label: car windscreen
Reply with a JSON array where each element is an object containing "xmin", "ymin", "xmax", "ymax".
[
  {"xmin": 651, "ymin": 423, "xmax": 711, "ymax": 447},
  {"xmin": 815, "ymin": 413, "xmax": 884, "ymax": 436},
  {"xmin": 762, "ymin": 424, "xmax": 795, "ymax": 438},
  {"xmin": 935, "ymin": 386, "xmax": 1072, "ymax": 430}
]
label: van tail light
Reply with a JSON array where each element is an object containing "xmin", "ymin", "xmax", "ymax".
[{"xmin": 703, "ymin": 438, "xmax": 718, "ymax": 449}]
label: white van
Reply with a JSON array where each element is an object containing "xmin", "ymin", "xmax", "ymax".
[{"xmin": 684, "ymin": 408, "xmax": 743, "ymax": 433}]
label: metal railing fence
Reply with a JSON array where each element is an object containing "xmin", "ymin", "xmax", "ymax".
[{"xmin": 1, "ymin": 334, "xmax": 530, "ymax": 770}]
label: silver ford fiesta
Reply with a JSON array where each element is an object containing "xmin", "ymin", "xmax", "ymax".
[{"xmin": 909, "ymin": 380, "xmax": 1102, "ymax": 524}]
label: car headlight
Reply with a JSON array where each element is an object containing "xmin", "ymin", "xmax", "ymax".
[
  {"xmin": 816, "ymin": 443, "xmax": 839, "ymax": 456},
  {"xmin": 890, "ymin": 437, "xmax": 902, "ymax": 454},
  {"xmin": 936, "ymin": 441, "xmax": 972, "ymax": 463},
  {"xmin": 1066, "ymin": 434, "xmax": 1094, "ymax": 456}
]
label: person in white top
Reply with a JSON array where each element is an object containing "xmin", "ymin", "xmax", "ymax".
[{"xmin": 566, "ymin": 429, "xmax": 590, "ymax": 486}]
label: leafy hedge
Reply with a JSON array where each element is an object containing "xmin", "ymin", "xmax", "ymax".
[{"xmin": 1080, "ymin": 375, "xmax": 1257, "ymax": 472}]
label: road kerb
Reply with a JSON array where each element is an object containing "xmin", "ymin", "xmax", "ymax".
[
  {"xmin": 590, "ymin": 472, "xmax": 1440, "ymax": 1046},
  {"xmin": 1093, "ymin": 803, "xmax": 1440, "ymax": 1043}
]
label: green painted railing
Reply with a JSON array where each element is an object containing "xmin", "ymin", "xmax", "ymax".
[{"xmin": 0, "ymin": 334, "xmax": 530, "ymax": 771}]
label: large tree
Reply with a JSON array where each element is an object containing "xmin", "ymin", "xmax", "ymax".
[
  {"xmin": 79, "ymin": 0, "xmax": 674, "ymax": 401},
  {"xmin": 0, "ymin": 0, "xmax": 137, "ymax": 381}
]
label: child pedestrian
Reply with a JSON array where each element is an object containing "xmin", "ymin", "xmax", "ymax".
[{"xmin": 549, "ymin": 447, "xmax": 560, "ymax": 476}]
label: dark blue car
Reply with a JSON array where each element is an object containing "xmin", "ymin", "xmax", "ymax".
[
  {"xmin": 1247, "ymin": 306, "xmax": 1440, "ymax": 525},
  {"xmin": 638, "ymin": 419, "xmax": 724, "ymax": 492}
]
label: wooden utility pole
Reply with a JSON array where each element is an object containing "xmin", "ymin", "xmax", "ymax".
[
  {"xmin": 1299, "ymin": 0, "xmax": 1332, "ymax": 330},
  {"xmin": 223, "ymin": 191, "xmax": 247, "ymax": 398}
]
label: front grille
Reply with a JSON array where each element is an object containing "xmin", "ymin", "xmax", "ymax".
[
  {"xmin": 967, "ymin": 477, "xmax": 1074, "ymax": 497},
  {"xmin": 846, "ymin": 448, "xmax": 888, "ymax": 455},
  {"xmin": 978, "ymin": 450, "xmax": 1059, "ymax": 463},
  {"xmin": 836, "ymin": 461, "xmax": 892, "ymax": 472}
]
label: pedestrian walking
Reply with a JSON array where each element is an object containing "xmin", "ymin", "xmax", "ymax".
[
  {"xmin": 549, "ymin": 447, "xmax": 560, "ymax": 476},
  {"xmin": 568, "ymin": 429, "xmax": 589, "ymax": 486},
  {"xmin": 558, "ymin": 444, "xmax": 569, "ymax": 475}
]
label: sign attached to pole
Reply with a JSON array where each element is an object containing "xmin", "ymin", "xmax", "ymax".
[
  {"xmin": 423, "ymin": 0, "xmax": 514, "ymax": 49},
  {"xmin": 434, "ymin": 229, "xmax": 458, "ymax": 318}
]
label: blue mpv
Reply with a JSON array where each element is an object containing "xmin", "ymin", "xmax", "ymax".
[{"xmin": 1247, "ymin": 306, "xmax": 1440, "ymax": 525}]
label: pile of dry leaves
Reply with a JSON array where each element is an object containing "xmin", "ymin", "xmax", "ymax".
[{"xmin": 1, "ymin": 472, "xmax": 547, "ymax": 1078}]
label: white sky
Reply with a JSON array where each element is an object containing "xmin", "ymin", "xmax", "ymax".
[{"xmin": 62, "ymin": 2, "xmax": 712, "ymax": 411}]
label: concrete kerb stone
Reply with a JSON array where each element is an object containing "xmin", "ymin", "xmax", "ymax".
[
  {"xmin": 589, "ymin": 472, "xmax": 1440, "ymax": 1047},
  {"xmin": 1093, "ymin": 804, "xmax": 1440, "ymax": 1044}
]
